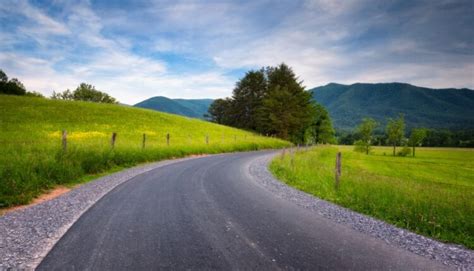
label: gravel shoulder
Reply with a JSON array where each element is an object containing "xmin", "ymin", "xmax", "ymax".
[
  {"xmin": 247, "ymin": 151, "xmax": 473, "ymax": 270},
  {"xmin": 0, "ymin": 157, "xmax": 199, "ymax": 269}
]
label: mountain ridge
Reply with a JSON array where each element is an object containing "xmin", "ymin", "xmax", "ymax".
[{"xmin": 310, "ymin": 82, "xmax": 474, "ymax": 131}]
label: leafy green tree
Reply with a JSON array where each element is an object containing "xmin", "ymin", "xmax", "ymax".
[
  {"xmin": 207, "ymin": 98, "xmax": 233, "ymax": 125},
  {"xmin": 386, "ymin": 114, "xmax": 405, "ymax": 156},
  {"xmin": 257, "ymin": 64, "xmax": 314, "ymax": 142},
  {"xmin": 52, "ymin": 83, "xmax": 117, "ymax": 104},
  {"xmin": 51, "ymin": 89, "xmax": 73, "ymax": 100},
  {"xmin": 0, "ymin": 69, "xmax": 7, "ymax": 82},
  {"xmin": 308, "ymin": 103, "xmax": 335, "ymax": 144},
  {"xmin": 354, "ymin": 118, "xmax": 377, "ymax": 154},
  {"xmin": 409, "ymin": 128, "xmax": 427, "ymax": 157},
  {"xmin": 0, "ymin": 69, "xmax": 27, "ymax": 96}
]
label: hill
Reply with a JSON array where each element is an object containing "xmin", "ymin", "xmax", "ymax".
[
  {"xmin": 310, "ymin": 83, "xmax": 474, "ymax": 131},
  {"xmin": 0, "ymin": 95, "xmax": 288, "ymax": 207},
  {"xmin": 134, "ymin": 96, "xmax": 213, "ymax": 119}
]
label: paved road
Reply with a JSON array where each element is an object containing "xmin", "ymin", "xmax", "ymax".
[{"xmin": 38, "ymin": 151, "xmax": 445, "ymax": 270}]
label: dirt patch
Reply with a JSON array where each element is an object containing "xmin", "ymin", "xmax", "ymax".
[{"xmin": 0, "ymin": 186, "xmax": 72, "ymax": 216}]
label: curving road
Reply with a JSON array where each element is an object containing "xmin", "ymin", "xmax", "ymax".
[{"xmin": 38, "ymin": 151, "xmax": 445, "ymax": 270}]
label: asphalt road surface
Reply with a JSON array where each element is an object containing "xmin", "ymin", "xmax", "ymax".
[{"xmin": 38, "ymin": 151, "xmax": 445, "ymax": 270}]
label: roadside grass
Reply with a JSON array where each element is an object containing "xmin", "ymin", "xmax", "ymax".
[
  {"xmin": 0, "ymin": 95, "xmax": 290, "ymax": 207},
  {"xmin": 270, "ymin": 145, "xmax": 474, "ymax": 249}
]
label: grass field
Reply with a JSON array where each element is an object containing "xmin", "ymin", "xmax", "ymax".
[
  {"xmin": 0, "ymin": 95, "xmax": 290, "ymax": 207},
  {"xmin": 270, "ymin": 145, "xmax": 473, "ymax": 249}
]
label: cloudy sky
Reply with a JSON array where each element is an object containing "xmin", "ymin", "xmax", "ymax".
[{"xmin": 1, "ymin": 0, "xmax": 473, "ymax": 104}]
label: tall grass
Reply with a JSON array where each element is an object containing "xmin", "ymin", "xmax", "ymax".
[
  {"xmin": 0, "ymin": 95, "xmax": 290, "ymax": 207},
  {"xmin": 270, "ymin": 146, "xmax": 473, "ymax": 249}
]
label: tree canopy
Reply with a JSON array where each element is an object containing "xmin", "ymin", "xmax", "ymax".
[
  {"xmin": 208, "ymin": 63, "xmax": 324, "ymax": 143},
  {"xmin": 52, "ymin": 83, "xmax": 117, "ymax": 104},
  {"xmin": 0, "ymin": 69, "xmax": 43, "ymax": 97}
]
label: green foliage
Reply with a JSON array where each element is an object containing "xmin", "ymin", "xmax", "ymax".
[
  {"xmin": 134, "ymin": 96, "xmax": 213, "ymax": 119},
  {"xmin": 0, "ymin": 69, "xmax": 27, "ymax": 96},
  {"xmin": 307, "ymin": 103, "xmax": 335, "ymax": 144},
  {"xmin": 207, "ymin": 98, "xmax": 234, "ymax": 124},
  {"xmin": 310, "ymin": 82, "xmax": 474, "ymax": 131},
  {"xmin": 0, "ymin": 95, "xmax": 290, "ymax": 207},
  {"xmin": 270, "ymin": 146, "xmax": 474, "ymax": 249},
  {"xmin": 409, "ymin": 128, "xmax": 427, "ymax": 157},
  {"xmin": 231, "ymin": 70, "xmax": 267, "ymax": 130},
  {"xmin": 355, "ymin": 118, "xmax": 377, "ymax": 154},
  {"xmin": 52, "ymin": 83, "xmax": 117, "ymax": 104},
  {"xmin": 386, "ymin": 114, "xmax": 405, "ymax": 155},
  {"xmin": 353, "ymin": 139, "xmax": 371, "ymax": 154},
  {"xmin": 208, "ymin": 63, "xmax": 317, "ymax": 143}
]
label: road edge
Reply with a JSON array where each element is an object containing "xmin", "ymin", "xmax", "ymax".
[
  {"xmin": 0, "ymin": 156, "xmax": 204, "ymax": 269},
  {"xmin": 245, "ymin": 150, "xmax": 473, "ymax": 270}
]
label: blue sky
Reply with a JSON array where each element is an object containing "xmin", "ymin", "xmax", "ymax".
[{"xmin": 1, "ymin": 0, "xmax": 473, "ymax": 104}]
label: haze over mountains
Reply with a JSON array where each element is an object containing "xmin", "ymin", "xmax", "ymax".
[{"xmin": 134, "ymin": 83, "xmax": 474, "ymax": 131}]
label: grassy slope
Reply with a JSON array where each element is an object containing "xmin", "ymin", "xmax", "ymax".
[
  {"xmin": 0, "ymin": 95, "xmax": 289, "ymax": 207},
  {"xmin": 270, "ymin": 145, "xmax": 473, "ymax": 248}
]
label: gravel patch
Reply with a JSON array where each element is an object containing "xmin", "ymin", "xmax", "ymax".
[
  {"xmin": 0, "ymin": 157, "xmax": 197, "ymax": 269},
  {"xmin": 248, "ymin": 151, "xmax": 473, "ymax": 270}
]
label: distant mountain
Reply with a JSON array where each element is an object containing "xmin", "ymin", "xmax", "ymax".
[
  {"xmin": 134, "ymin": 96, "xmax": 213, "ymax": 119},
  {"xmin": 310, "ymin": 83, "xmax": 474, "ymax": 131}
]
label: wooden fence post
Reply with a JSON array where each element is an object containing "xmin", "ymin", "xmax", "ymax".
[
  {"xmin": 206, "ymin": 134, "xmax": 209, "ymax": 145},
  {"xmin": 281, "ymin": 147, "xmax": 286, "ymax": 159},
  {"xmin": 142, "ymin": 133, "xmax": 146, "ymax": 149},
  {"xmin": 62, "ymin": 130, "xmax": 67, "ymax": 152},
  {"xmin": 335, "ymin": 152, "xmax": 342, "ymax": 189},
  {"xmin": 111, "ymin": 132, "xmax": 117, "ymax": 149},
  {"xmin": 166, "ymin": 133, "xmax": 170, "ymax": 146}
]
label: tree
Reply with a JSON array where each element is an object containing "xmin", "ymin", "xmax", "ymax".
[
  {"xmin": 52, "ymin": 83, "xmax": 117, "ymax": 104},
  {"xmin": 257, "ymin": 64, "xmax": 314, "ymax": 143},
  {"xmin": 308, "ymin": 103, "xmax": 335, "ymax": 144},
  {"xmin": 409, "ymin": 128, "xmax": 427, "ymax": 157},
  {"xmin": 386, "ymin": 114, "xmax": 405, "ymax": 156},
  {"xmin": 231, "ymin": 69, "xmax": 267, "ymax": 130},
  {"xmin": 0, "ymin": 69, "xmax": 7, "ymax": 82},
  {"xmin": 207, "ymin": 63, "xmax": 318, "ymax": 143},
  {"xmin": 354, "ymin": 118, "xmax": 377, "ymax": 154},
  {"xmin": 207, "ymin": 98, "xmax": 233, "ymax": 125},
  {"xmin": 0, "ymin": 69, "xmax": 27, "ymax": 96}
]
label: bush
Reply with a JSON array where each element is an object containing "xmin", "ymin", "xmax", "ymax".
[
  {"xmin": 354, "ymin": 139, "xmax": 371, "ymax": 154},
  {"xmin": 397, "ymin": 145, "xmax": 411, "ymax": 156}
]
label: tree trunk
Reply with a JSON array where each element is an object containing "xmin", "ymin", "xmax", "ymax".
[
  {"xmin": 366, "ymin": 144, "xmax": 369, "ymax": 155},
  {"xmin": 393, "ymin": 144, "xmax": 396, "ymax": 156},
  {"xmin": 412, "ymin": 145, "xmax": 415, "ymax": 157}
]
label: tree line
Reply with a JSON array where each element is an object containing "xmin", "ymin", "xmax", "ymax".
[
  {"xmin": 207, "ymin": 63, "xmax": 335, "ymax": 144},
  {"xmin": 353, "ymin": 115, "xmax": 430, "ymax": 156},
  {"xmin": 0, "ymin": 69, "xmax": 117, "ymax": 104}
]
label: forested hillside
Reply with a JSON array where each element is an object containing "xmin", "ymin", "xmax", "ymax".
[{"xmin": 310, "ymin": 83, "xmax": 474, "ymax": 131}]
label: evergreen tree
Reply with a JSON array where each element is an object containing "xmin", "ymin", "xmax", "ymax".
[
  {"xmin": 230, "ymin": 69, "xmax": 267, "ymax": 130},
  {"xmin": 257, "ymin": 64, "xmax": 314, "ymax": 142}
]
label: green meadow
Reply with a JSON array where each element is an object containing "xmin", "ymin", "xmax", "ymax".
[
  {"xmin": 270, "ymin": 145, "xmax": 474, "ymax": 249},
  {"xmin": 0, "ymin": 95, "xmax": 289, "ymax": 207}
]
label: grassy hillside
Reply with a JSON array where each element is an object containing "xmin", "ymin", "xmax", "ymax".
[
  {"xmin": 134, "ymin": 96, "xmax": 213, "ymax": 119},
  {"xmin": 310, "ymin": 83, "xmax": 474, "ymax": 131},
  {"xmin": 0, "ymin": 95, "xmax": 289, "ymax": 207},
  {"xmin": 270, "ymin": 146, "xmax": 473, "ymax": 248}
]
